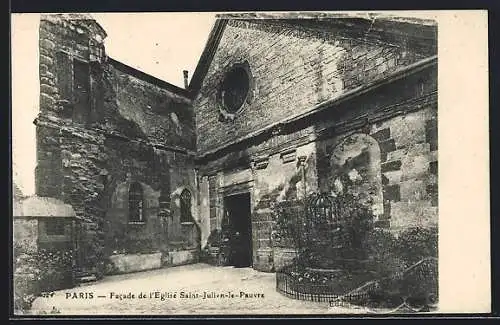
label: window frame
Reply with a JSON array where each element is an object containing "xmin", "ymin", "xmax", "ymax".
[
  {"xmin": 180, "ymin": 189, "xmax": 193, "ymax": 224},
  {"xmin": 217, "ymin": 61, "xmax": 255, "ymax": 121}
]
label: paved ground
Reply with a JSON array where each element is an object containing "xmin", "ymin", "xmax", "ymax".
[{"xmin": 30, "ymin": 263, "xmax": 379, "ymax": 315}]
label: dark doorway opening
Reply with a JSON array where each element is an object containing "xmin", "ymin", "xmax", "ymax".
[{"xmin": 223, "ymin": 193, "xmax": 253, "ymax": 267}]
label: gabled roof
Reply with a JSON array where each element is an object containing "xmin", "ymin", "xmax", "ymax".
[
  {"xmin": 187, "ymin": 19, "xmax": 228, "ymax": 99},
  {"xmin": 13, "ymin": 196, "xmax": 76, "ymax": 218},
  {"xmin": 187, "ymin": 14, "xmax": 437, "ymax": 99}
]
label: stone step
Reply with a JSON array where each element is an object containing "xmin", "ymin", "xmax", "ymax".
[{"xmin": 75, "ymin": 274, "xmax": 98, "ymax": 286}]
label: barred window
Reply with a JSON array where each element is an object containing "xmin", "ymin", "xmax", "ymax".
[
  {"xmin": 129, "ymin": 182, "xmax": 145, "ymax": 222},
  {"xmin": 54, "ymin": 51, "xmax": 91, "ymax": 124},
  {"xmin": 180, "ymin": 189, "xmax": 192, "ymax": 223},
  {"xmin": 221, "ymin": 66, "xmax": 249, "ymax": 113}
]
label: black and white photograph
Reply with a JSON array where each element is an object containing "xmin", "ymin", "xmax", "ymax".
[{"xmin": 10, "ymin": 11, "xmax": 490, "ymax": 316}]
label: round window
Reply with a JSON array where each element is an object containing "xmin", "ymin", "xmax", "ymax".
[{"xmin": 220, "ymin": 66, "xmax": 250, "ymax": 114}]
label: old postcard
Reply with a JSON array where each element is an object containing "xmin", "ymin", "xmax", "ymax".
[{"xmin": 11, "ymin": 10, "xmax": 490, "ymax": 316}]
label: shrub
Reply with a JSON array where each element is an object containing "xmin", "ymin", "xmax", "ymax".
[
  {"xmin": 364, "ymin": 228, "xmax": 407, "ymax": 277},
  {"xmin": 13, "ymin": 252, "xmax": 41, "ymax": 312},
  {"xmin": 200, "ymin": 229, "xmax": 232, "ymax": 265},
  {"xmin": 270, "ymin": 199, "xmax": 306, "ymax": 251},
  {"xmin": 362, "ymin": 227, "xmax": 439, "ymax": 308},
  {"xmin": 200, "ymin": 229, "xmax": 221, "ymax": 264},
  {"xmin": 205, "ymin": 228, "xmax": 224, "ymax": 247}
]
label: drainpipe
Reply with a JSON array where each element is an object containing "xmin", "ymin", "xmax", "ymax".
[
  {"xmin": 183, "ymin": 70, "xmax": 189, "ymax": 89},
  {"xmin": 296, "ymin": 155, "xmax": 307, "ymax": 257}
]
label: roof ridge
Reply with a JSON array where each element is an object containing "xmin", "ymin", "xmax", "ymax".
[{"xmin": 186, "ymin": 15, "xmax": 436, "ymax": 100}]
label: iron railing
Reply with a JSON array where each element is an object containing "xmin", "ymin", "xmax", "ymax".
[
  {"xmin": 276, "ymin": 271, "xmax": 370, "ymax": 303},
  {"xmin": 276, "ymin": 257, "xmax": 438, "ymax": 308}
]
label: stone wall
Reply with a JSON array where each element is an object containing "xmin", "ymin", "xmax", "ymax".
[
  {"xmin": 370, "ymin": 106, "xmax": 438, "ymax": 232},
  {"xmin": 108, "ymin": 252, "xmax": 162, "ymax": 274},
  {"xmin": 251, "ymin": 143, "xmax": 318, "ymax": 271},
  {"xmin": 194, "ymin": 19, "xmax": 435, "ymax": 154},
  {"xmin": 315, "ymin": 105, "xmax": 437, "ymax": 234},
  {"xmin": 35, "ymin": 15, "xmax": 199, "ymax": 276},
  {"xmin": 38, "ymin": 15, "xmax": 195, "ymax": 149},
  {"xmin": 197, "ymin": 51, "xmax": 437, "ymax": 271},
  {"xmin": 104, "ymin": 61, "xmax": 195, "ymax": 150},
  {"xmin": 165, "ymin": 249, "xmax": 199, "ymax": 266},
  {"xmin": 13, "ymin": 218, "xmax": 39, "ymax": 252},
  {"xmin": 34, "ymin": 15, "xmax": 437, "ymax": 275}
]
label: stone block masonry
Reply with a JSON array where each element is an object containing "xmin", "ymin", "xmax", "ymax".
[
  {"xmin": 197, "ymin": 58, "xmax": 437, "ymax": 271},
  {"xmin": 33, "ymin": 15, "xmax": 438, "ymax": 276},
  {"xmin": 194, "ymin": 19, "xmax": 433, "ymax": 154},
  {"xmin": 108, "ymin": 253, "xmax": 162, "ymax": 274},
  {"xmin": 370, "ymin": 106, "xmax": 438, "ymax": 232}
]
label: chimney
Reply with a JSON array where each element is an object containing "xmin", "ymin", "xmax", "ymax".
[{"xmin": 183, "ymin": 70, "xmax": 189, "ymax": 89}]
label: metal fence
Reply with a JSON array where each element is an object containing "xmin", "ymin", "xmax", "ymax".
[{"xmin": 276, "ymin": 271, "xmax": 375, "ymax": 304}]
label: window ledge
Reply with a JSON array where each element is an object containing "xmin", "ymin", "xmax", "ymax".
[
  {"xmin": 128, "ymin": 221, "xmax": 146, "ymax": 225},
  {"xmin": 181, "ymin": 222, "xmax": 194, "ymax": 226}
]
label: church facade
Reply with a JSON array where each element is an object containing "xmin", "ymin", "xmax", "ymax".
[{"xmin": 33, "ymin": 14, "xmax": 438, "ymax": 278}]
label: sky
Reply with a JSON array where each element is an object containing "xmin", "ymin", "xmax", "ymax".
[{"xmin": 11, "ymin": 13, "xmax": 216, "ymax": 196}]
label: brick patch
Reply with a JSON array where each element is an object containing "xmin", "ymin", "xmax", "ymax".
[
  {"xmin": 378, "ymin": 139, "xmax": 396, "ymax": 161},
  {"xmin": 379, "ymin": 139, "xmax": 396, "ymax": 154},
  {"xmin": 374, "ymin": 220, "xmax": 390, "ymax": 228},
  {"xmin": 382, "ymin": 200, "xmax": 391, "ymax": 220},
  {"xmin": 371, "ymin": 128, "xmax": 391, "ymax": 142},
  {"xmin": 383, "ymin": 184, "xmax": 401, "ymax": 202},
  {"xmin": 425, "ymin": 119, "xmax": 438, "ymax": 151},
  {"xmin": 429, "ymin": 161, "xmax": 438, "ymax": 175}
]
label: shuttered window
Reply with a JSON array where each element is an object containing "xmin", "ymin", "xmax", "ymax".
[
  {"xmin": 72, "ymin": 58, "xmax": 90, "ymax": 124},
  {"xmin": 180, "ymin": 189, "xmax": 193, "ymax": 223},
  {"xmin": 45, "ymin": 219, "xmax": 66, "ymax": 236},
  {"xmin": 129, "ymin": 182, "xmax": 145, "ymax": 222},
  {"xmin": 54, "ymin": 51, "xmax": 91, "ymax": 124}
]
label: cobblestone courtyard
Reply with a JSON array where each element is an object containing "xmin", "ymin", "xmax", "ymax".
[{"xmin": 30, "ymin": 263, "xmax": 376, "ymax": 315}]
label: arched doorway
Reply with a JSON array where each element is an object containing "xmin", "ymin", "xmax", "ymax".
[{"xmin": 328, "ymin": 133, "xmax": 384, "ymax": 218}]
